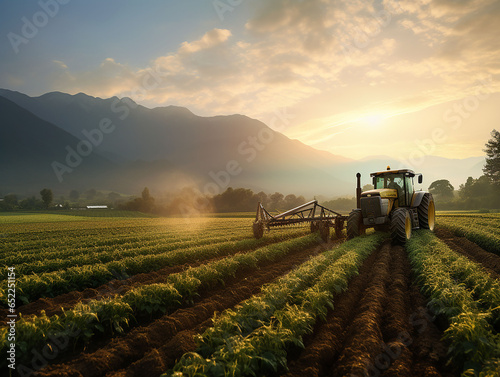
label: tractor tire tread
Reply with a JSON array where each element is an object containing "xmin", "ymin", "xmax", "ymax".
[{"xmin": 390, "ymin": 208, "xmax": 410, "ymax": 245}]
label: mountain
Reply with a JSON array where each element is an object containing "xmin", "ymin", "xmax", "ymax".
[
  {"xmin": 0, "ymin": 96, "xmax": 115, "ymax": 193},
  {"xmin": 0, "ymin": 89, "xmax": 353, "ymax": 196},
  {"xmin": 0, "ymin": 89, "xmax": 485, "ymax": 198}
]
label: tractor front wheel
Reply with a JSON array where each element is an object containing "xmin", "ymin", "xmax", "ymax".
[
  {"xmin": 347, "ymin": 209, "xmax": 365, "ymax": 239},
  {"xmin": 390, "ymin": 208, "xmax": 412, "ymax": 245},
  {"xmin": 418, "ymin": 193, "xmax": 435, "ymax": 231}
]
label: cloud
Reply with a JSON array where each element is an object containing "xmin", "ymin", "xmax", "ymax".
[
  {"xmin": 245, "ymin": 0, "xmax": 337, "ymax": 53},
  {"xmin": 46, "ymin": 0, "xmax": 499, "ymax": 137},
  {"xmin": 178, "ymin": 28, "xmax": 232, "ymax": 54},
  {"xmin": 51, "ymin": 57, "xmax": 141, "ymax": 98}
]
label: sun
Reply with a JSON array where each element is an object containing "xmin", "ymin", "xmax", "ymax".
[{"xmin": 360, "ymin": 114, "xmax": 385, "ymax": 127}]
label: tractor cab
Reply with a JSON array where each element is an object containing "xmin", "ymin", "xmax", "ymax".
[
  {"xmin": 348, "ymin": 166, "xmax": 434, "ymax": 245},
  {"xmin": 364, "ymin": 168, "xmax": 422, "ymax": 207}
]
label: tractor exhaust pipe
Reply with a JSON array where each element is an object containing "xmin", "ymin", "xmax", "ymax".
[{"xmin": 356, "ymin": 172, "xmax": 362, "ymax": 209}]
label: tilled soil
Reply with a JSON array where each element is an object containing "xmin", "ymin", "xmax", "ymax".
[
  {"xmin": 35, "ymin": 238, "xmax": 334, "ymax": 377},
  {"xmin": 435, "ymin": 227, "xmax": 500, "ymax": 278},
  {"xmin": 284, "ymin": 242, "xmax": 456, "ymax": 377}
]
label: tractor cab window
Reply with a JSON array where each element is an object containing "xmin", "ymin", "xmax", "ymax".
[
  {"xmin": 374, "ymin": 174, "xmax": 404, "ymax": 191},
  {"xmin": 405, "ymin": 175, "xmax": 414, "ymax": 206}
]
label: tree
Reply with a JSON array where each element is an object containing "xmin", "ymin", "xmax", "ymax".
[
  {"xmin": 484, "ymin": 129, "xmax": 500, "ymax": 186},
  {"xmin": 269, "ymin": 192, "xmax": 284, "ymax": 211},
  {"xmin": 69, "ymin": 190, "xmax": 80, "ymax": 201},
  {"xmin": 428, "ymin": 180, "xmax": 454, "ymax": 200},
  {"xmin": 459, "ymin": 175, "xmax": 494, "ymax": 199},
  {"xmin": 85, "ymin": 189, "xmax": 97, "ymax": 200},
  {"xmin": 107, "ymin": 192, "xmax": 120, "ymax": 202},
  {"xmin": 20, "ymin": 196, "xmax": 44, "ymax": 210},
  {"xmin": 40, "ymin": 188, "xmax": 53, "ymax": 208},
  {"xmin": 141, "ymin": 187, "xmax": 155, "ymax": 212},
  {"xmin": 469, "ymin": 176, "xmax": 493, "ymax": 197},
  {"xmin": 0, "ymin": 194, "xmax": 18, "ymax": 211},
  {"xmin": 255, "ymin": 191, "xmax": 268, "ymax": 207},
  {"xmin": 459, "ymin": 177, "xmax": 475, "ymax": 199}
]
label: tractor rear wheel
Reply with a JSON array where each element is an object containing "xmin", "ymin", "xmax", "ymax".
[
  {"xmin": 347, "ymin": 209, "xmax": 365, "ymax": 239},
  {"xmin": 390, "ymin": 208, "xmax": 412, "ymax": 245},
  {"xmin": 253, "ymin": 222, "xmax": 264, "ymax": 239},
  {"xmin": 418, "ymin": 193, "xmax": 435, "ymax": 231}
]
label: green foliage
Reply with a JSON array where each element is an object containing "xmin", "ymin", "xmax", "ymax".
[
  {"xmin": 0, "ymin": 232, "xmax": 321, "ymax": 368},
  {"xmin": 0, "ymin": 225, "xmax": 309, "ymax": 305},
  {"xmin": 164, "ymin": 233, "xmax": 386, "ymax": 377},
  {"xmin": 483, "ymin": 129, "xmax": 500, "ymax": 186},
  {"xmin": 407, "ymin": 231, "xmax": 500, "ymax": 375},
  {"xmin": 40, "ymin": 188, "xmax": 53, "ymax": 209},
  {"xmin": 321, "ymin": 197, "xmax": 357, "ymax": 212},
  {"xmin": 437, "ymin": 215, "xmax": 500, "ymax": 254},
  {"xmin": 428, "ymin": 179, "xmax": 455, "ymax": 200}
]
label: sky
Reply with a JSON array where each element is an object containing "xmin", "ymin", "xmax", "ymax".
[{"xmin": 1, "ymin": 0, "xmax": 499, "ymax": 161}]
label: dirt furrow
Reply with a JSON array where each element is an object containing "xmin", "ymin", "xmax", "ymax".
[
  {"xmin": 435, "ymin": 227, "xmax": 500, "ymax": 278},
  {"xmin": 35, "ymin": 239, "xmax": 335, "ymax": 377},
  {"xmin": 329, "ymin": 243, "xmax": 392, "ymax": 377},
  {"xmin": 284, "ymin": 243, "xmax": 454, "ymax": 377},
  {"xmin": 283, "ymin": 242, "xmax": 386, "ymax": 377}
]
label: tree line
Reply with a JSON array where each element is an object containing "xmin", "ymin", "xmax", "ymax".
[
  {"xmin": 118, "ymin": 187, "xmax": 310, "ymax": 215},
  {"xmin": 428, "ymin": 129, "xmax": 500, "ymax": 210},
  {"xmin": 2, "ymin": 130, "xmax": 499, "ymax": 213}
]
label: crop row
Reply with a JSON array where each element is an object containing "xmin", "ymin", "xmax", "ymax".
[
  {"xmin": 0, "ymin": 218, "xmax": 250, "ymax": 258},
  {"xmin": 437, "ymin": 216, "xmax": 500, "ymax": 255},
  {"xmin": 0, "ymin": 229, "xmax": 308, "ymax": 307},
  {"xmin": 165, "ymin": 233, "xmax": 386, "ymax": 377},
  {"xmin": 0, "ymin": 234, "xmax": 322, "ymax": 368},
  {"xmin": 4, "ymin": 228, "xmax": 253, "ymax": 274},
  {"xmin": 407, "ymin": 231, "xmax": 500, "ymax": 376}
]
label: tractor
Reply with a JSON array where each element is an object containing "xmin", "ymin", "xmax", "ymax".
[{"xmin": 347, "ymin": 166, "xmax": 435, "ymax": 244}]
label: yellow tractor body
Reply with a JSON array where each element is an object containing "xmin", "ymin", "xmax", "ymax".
[{"xmin": 347, "ymin": 167, "xmax": 435, "ymax": 244}]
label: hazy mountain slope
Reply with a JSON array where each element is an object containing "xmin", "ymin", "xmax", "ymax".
[
  {"xmin": 0, "ymin": 89, "xmax": 485, "ymax": 198},
  {"xmin": 0, "ymin": 96, "xmax": 115, "ymax": 193},
  {"xmin": 0, "ymin": 89, "xmax": 353, "ymax": 196}
]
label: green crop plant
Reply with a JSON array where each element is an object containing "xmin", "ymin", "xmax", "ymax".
[
  {"xmin": 438, "ymin": 215, "xmax": 500, "ymax": 254},
  {"xmin": 407, "ymin": 231, "xmax": 500, "ymax": 375},
  {"xmin": 0, "ymin": 234, "xmax": 321, "ymax": 368},
  {"xmin": 165, "ymin": 233, "xmax": 386, "ymax": 377},
  {"xmin": 0, "ymin": 228, "xmax": 308, "ymax": 306}
]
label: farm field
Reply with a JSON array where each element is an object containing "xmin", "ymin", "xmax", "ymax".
[{"xmin": 1, "ymin": 211, "xmax": 499, "ymax": 376}]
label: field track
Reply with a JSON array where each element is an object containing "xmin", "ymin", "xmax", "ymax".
[
  {"xmin": 36, "ymin": 238, "xmax": 337, "ymax": 377},
  {"xmin": 435, "ymin": 227, "xmax": 500, "ymax": 277},
  {"xmin": 284, "ymin": 242, "xmax": 455, "ymax": 377}
]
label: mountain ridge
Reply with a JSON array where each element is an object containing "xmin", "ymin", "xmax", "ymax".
[{"xmin": 0, "ymin": 88, "xmax": 486, "ymax": 197}]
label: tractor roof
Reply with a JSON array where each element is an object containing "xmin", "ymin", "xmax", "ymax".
[{"xmin": 370, "ymin": 169, "xmax": 416, "ymax": 177}]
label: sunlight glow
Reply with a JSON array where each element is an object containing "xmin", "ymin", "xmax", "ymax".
[{"xmin": 360, "ymin": 114, "xmax": 385, "ymax": 127}]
